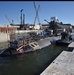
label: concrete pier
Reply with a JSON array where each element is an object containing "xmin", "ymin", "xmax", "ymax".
[
  {"xmin": 68, "ymin": 42, "xmax": 74, "ymax": 48},
  {"xmin": 40, "ymin": 51, "xmax": 74, "ymax": 75}
]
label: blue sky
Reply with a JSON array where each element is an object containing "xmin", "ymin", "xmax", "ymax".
[{"xmin": 0, "ymin": 1, "xmax": 74, "ymax": 25}]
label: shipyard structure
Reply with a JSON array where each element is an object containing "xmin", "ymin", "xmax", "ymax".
[{"xmin": 0, "ymin": 16, "xmax": 74, "ymax": 43}]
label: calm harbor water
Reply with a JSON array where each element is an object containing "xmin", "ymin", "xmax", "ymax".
[{"xmin": 0, "ymin": 43, "xmax": 67, "ymax": 75}]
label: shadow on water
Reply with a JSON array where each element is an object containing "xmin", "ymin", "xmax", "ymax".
[{"xmin": 0, "ymin": 45, "xmax": 67, "ymax": 75}]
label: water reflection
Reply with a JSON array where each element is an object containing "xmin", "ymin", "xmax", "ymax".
[{"xmin": 0, "ymin": 45, "xmax": 67, "ymax": 75}]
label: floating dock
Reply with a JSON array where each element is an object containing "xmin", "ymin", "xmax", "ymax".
[{"xmin": 40, "ymin": 51, "xmax": 74, "ymax": 75}]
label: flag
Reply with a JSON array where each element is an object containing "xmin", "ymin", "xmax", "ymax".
[{"xmin": 19, "ymin": 48, "xmax": 23, "ymax": 53}]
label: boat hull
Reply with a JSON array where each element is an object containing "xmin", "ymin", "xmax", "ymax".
[
  {"xmin": 56, "ymin": 40, "xmax": 71, "ymax": 46},
  {"xmin": 0, "ymin": 36, "xmax": 61, "ymax": 57}
]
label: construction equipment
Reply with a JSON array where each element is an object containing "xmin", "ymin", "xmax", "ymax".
[
  {"xmin": 5, "ymin": 9, "xmax": 25, "ymax": 30},
  {"xmin": 20, "ymin": 9, "xmax": 25, "ymax": 30},
  {"xmin": 44, "ymin": 19, "xmax": 50, "ymax": 24},
  {"xmin": 5, "ymin": 15, "xmax": 13, "ymax": 25},
  {"xmin": 50, "ymin": 17, "xmax": 59, "ymax": 22},
  {"xmin": 33, "ymin": 2, "xmax": 40, "ymax": 25},
  {"xmin": 23, "ymin": 14, "xmax": 25, "ymax": 25},
  {"xmin": 20, "ymin": 9, "xmax": 23, "ymax": 25},
  {"xmin": 44, "ymin": 17, "xmax": 62, "ymax": 28}
]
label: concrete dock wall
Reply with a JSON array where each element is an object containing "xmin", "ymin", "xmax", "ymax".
[
  {"xmin": 0, "ymin": 33, "xmax": 10, "ymax": 43},
  {"xmin": 40, "ymin": 51, "xmax": 74, "ymax": 75},
  {"xmin": 15, "ymin": 30, "xmax": 43, "ymax": 34}
]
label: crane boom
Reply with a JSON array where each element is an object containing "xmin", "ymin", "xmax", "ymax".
[
  {"xmin": 44, "ymin": 19, "xmax": 50, "ymax": 24},
  {"xmin": 5, "ymin": 15, "xmax": 12, "ymax": 24},
  {"xmin": 33, "ymin": 2, "xmax": 40, "ymax": 25},
  {"xmin": 36, "ymin": 5, "xmax": 40, "ymax": 24},
  {"xmin": 33, "ymin": 2, "xmax": 37, "ymax": 12}
]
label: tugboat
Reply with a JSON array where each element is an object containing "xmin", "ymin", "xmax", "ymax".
[{"xmin": 56, "ymin": 28, "xmax": 72, "ymax": 46}]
